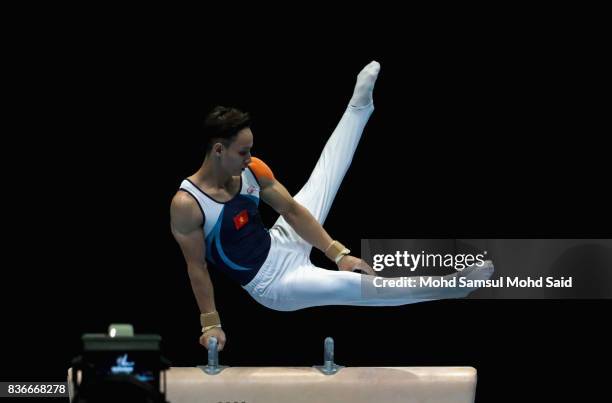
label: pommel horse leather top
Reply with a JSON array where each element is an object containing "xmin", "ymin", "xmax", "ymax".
[
  {"xmin": 166, "ymin": 365, "xmax": 477, "ymax": 403},
  {"xmin": 170, "ymin": 337, "xmax": 475, "ymax": 403}
]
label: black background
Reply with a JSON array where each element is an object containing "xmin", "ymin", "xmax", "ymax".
[{"xmin": 2, "ymin": 14, "xmax": 610, "ymax": 403}]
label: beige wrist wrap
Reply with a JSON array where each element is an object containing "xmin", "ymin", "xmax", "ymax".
[
  {"xmin": 200, "ymin": 311, "xmax": 221, "ymax": 333},
  {"xmin": 325, "ymin": 240, "xmax": 351, "ymax": 263}
]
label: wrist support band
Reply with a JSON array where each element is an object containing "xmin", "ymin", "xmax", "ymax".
[
  {"xmin": 325, "ymin": 240, "xmax": 350, "ymax": 263},
  {"xmin": 200, "ymin": 311, "xmax": 221, "ymax": 328}
]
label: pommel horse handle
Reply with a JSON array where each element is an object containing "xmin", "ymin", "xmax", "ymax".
[
  {"xmin": 314, "ymin": 337, "xmax": 344, "ymax": 375},
  {"xmin": 200, "ymin": 336, "xmax": 227, "ymax": 375}
]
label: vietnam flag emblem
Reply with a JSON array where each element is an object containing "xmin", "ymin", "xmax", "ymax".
[{"xmin": 233, "ymin": 209, "xmax": 249, "ymax": 230}]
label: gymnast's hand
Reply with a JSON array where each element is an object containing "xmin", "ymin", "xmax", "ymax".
[
  {"xmin": 200, "ymin": 327, "xmax": 226, "ymax": 351},
  {"xmin": 337, "ymin": 255, "xmax": 376, "ymax": 275}
]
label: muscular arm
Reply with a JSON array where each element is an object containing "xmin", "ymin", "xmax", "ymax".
[{"xmin": 170, "ymin": 191, "xmax": 216, "ymax": 314}]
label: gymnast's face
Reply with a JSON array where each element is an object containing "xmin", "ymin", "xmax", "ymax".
[{"xmin": 221, "ymin": 127, "xmax": 253, "ymax": 175}]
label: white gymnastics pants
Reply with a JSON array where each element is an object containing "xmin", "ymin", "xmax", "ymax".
[{"xmin": 242, "ymin": 102, "xmax": 492, "ymax": 311}]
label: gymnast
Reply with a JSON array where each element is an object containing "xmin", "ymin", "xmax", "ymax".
[{"xmin": 170, "ymin": 61, "xmax": 494, "ymax": 351}]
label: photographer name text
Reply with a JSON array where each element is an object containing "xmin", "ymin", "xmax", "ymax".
[{"xmin": 373, "ymin": 276, "xmax": 573, "ymax": 288}]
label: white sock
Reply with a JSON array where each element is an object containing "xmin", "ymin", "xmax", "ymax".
[{"xmin": 349, "ymin": 61, "xmax": 381, "ymax": 107}]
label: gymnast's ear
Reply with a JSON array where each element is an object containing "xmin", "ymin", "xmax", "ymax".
[{"xmin": 211, "ymin": 142, "xmax": 226, "ymax": 157}]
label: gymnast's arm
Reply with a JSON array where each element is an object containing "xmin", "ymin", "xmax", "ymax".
[
  {"xmin": 258, "ymin": 176, "xmax": 375, "ymax": 275},
  {"xmin": 170, "ymin": 191, "xmax": 226, "ymax": 350}
]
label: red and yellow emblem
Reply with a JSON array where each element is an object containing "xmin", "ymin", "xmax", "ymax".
[{"xmin": 233, "ymin": 209, "xmax": 249, "ymax": 230}]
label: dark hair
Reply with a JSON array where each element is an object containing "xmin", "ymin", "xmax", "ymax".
[{"xmin": 203, "ymin": 106, "xmax": 251, "ymax": 155}]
